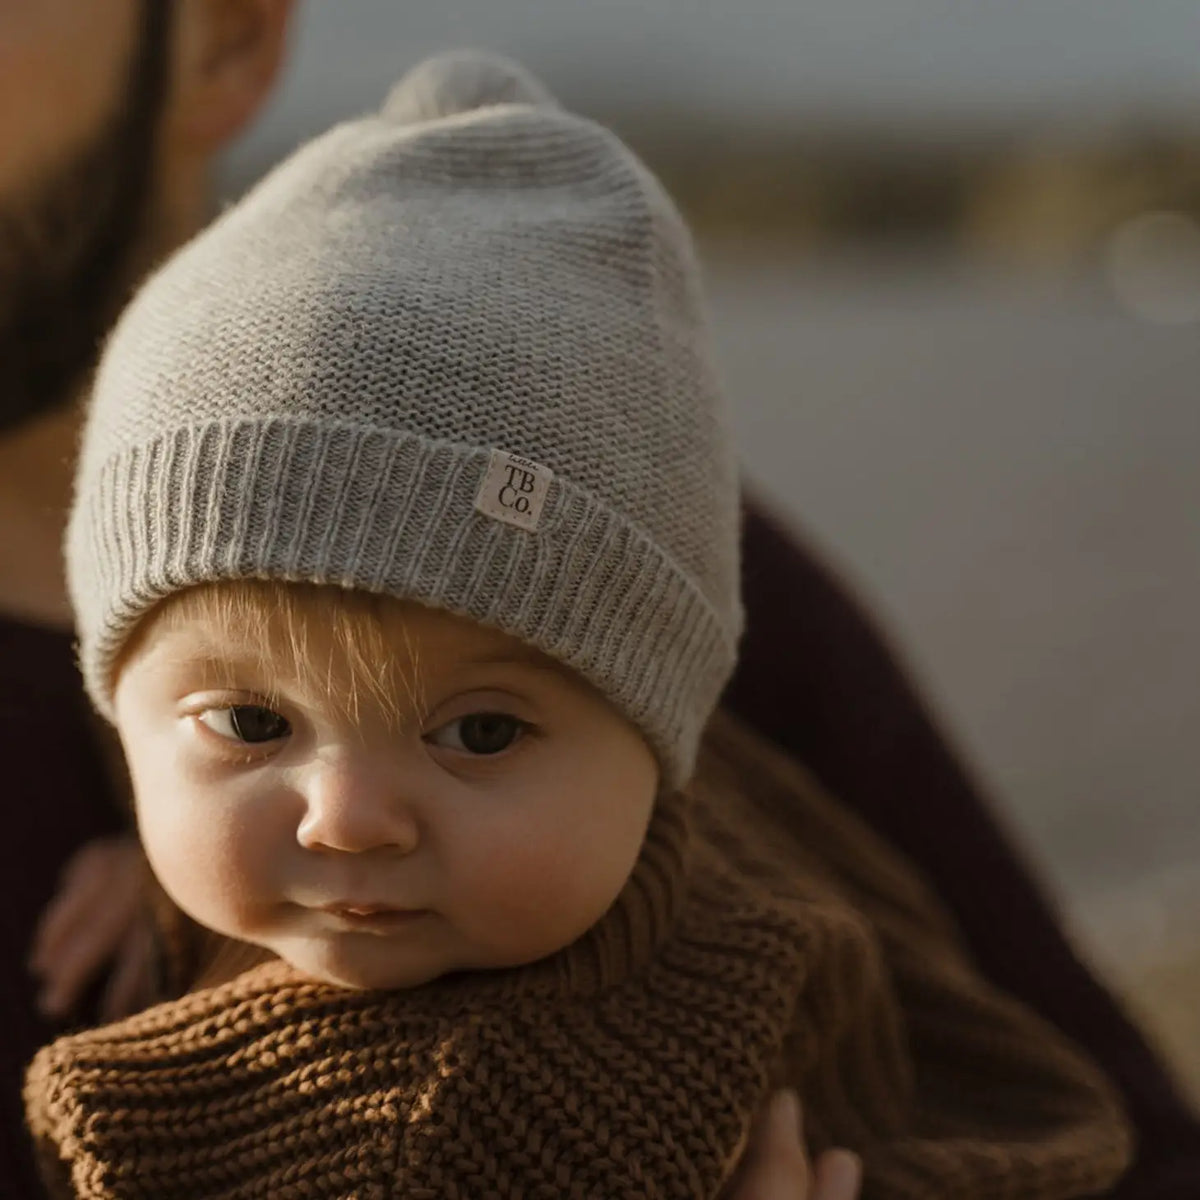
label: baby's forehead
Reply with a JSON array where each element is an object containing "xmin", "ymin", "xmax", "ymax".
[{"xmin": 125, "ymin": 584, "xmax": 574, "ymax": 710}]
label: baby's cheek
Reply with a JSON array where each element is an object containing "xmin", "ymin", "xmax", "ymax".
[
  {"xmin": 137, "ymin": 795, "xmax": 276, "ymax": 937},
  {"xmin": 461, "ymin": 828, "xmax": 631, "ymax": 963}
]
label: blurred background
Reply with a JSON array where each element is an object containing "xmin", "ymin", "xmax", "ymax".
[{"xmin": 222, "ymin": 0, "xmax": 1200, "ymax": 1096}]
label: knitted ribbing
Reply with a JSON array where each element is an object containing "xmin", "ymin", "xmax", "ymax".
[
  {"xmin": 26, "ymin": 715, "xmax": 1133, "ymax": 1200},
  {"xmin": 66, "ymin": 51, "xmax": 741, "ymax": 788}
]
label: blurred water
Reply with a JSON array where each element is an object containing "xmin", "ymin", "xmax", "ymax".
[{"xmin": 706, "ymin": 251, "xmax": 1200, "ymax": 977}]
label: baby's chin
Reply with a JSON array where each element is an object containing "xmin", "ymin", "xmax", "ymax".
[
  {"xmin": 264, "ymin": 926, "xmax": 571, "ymax": 993},
  {"xmin": 266, "ymin": 932, "xmax": 454, "ymax": 992}
]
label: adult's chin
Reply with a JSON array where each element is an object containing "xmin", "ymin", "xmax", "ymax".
[{"xmin": 0, "ymin": 0, "xmax": 170, "ymax": 434}]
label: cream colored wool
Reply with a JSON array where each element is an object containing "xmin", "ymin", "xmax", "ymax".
[{"xmin": 66, "ymin": 51, "xmax": 741, "ymax": 787}]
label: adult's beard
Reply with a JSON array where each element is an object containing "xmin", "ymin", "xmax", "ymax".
[{"xmin": 0, "ymin": 0, "xmax": 172, "ymax": 434}]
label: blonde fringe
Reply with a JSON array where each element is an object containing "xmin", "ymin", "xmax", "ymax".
[{"xmin": 119, "ymin": 580, "xmax": 426, "ymax": 731}]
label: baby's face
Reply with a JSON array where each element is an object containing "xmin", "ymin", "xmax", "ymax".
[{"xmin": 113, "ymin": 592, "xmax": 658, "ymax": 990}]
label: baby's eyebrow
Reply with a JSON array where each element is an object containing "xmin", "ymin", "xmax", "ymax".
[
  {"xmin": 166, "ymin": 649, "xmax": 269, "ymax": 684},
  {"xmin": 150, "ymin": 629, "xmax": 282, "ymax": 683},
  {"xmin": 469, "ymin": 650, "xmax": 544, "ymax": 668},
  {"xmin": 462, "ymin": 650, "xmax": 578, "ymax": 685}
]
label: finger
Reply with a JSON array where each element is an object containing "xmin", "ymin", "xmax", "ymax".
[
  {"xmin": 35, "ymin": 891, "xmax": 148, "ymax": 1019},
  {"xmin": 729, "ymin": 1090, "xmax": 811, "ymax": 1200},
  {"xmin": 764, "ymin": 1090, "xmax": 806, "ymax": 1160},
  {"xmin": 31, "ymin": 839, "xmax": 143, "ymax": 970},
  {"xmin": 30, "ymin": 845, "xmax": 126, "ymax": 970},
  {"xmin": 31, "ymin": 840, "xmax": 145, "ymax": 969},
  {"xmin": 31, "ymin": 867, "xmax": 143, "ymax": 989},
  {"xmin": 812, "ymin": 1150, "xmax": 862, "ymax": 1200},
  {"xmin": 100, "ymin": 920, "xmax": 156, "ymax": 1022}
]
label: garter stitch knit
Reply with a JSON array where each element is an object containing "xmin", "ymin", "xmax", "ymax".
[
  {"xmin": 26, "ymin": 715, "xmax": 1133, "ymax": 1200},
  {"xmin": 65, "ymin": 51, "xmax": 741, "ymax": 788}
]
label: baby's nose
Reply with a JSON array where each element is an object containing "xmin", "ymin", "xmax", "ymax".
[{"xmin": 295, "ymin": 757, "xmax": 420, "ymax": 855}]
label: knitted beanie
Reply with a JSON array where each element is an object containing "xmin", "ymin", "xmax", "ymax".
[{"xmin": 67, "ymin": 50, "xmax": 742, "ymax": 787}]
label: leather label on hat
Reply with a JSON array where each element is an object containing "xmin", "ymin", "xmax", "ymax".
[{"xmin": 474, "ymin": 449, "xmax": 554, "ymax": 532}]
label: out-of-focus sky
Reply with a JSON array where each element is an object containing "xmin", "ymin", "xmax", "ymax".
[{"xmin": 230, "ymin": 0, "xmax": 1200, "ymax": 170}]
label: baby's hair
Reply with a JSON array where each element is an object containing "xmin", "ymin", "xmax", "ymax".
[{"xmin": 114, "ymin": 579, "xmax": 426, "ymax": 732}]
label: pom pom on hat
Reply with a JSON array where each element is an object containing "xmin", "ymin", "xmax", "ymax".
[{"xmin": 382, "ymin": 49, "xmax": 560, "ymax": 124}]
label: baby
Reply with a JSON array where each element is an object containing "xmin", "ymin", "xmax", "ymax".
[{"xmin": 26, "ymin": 52, "xmax": 1131, "ymax": 1200}]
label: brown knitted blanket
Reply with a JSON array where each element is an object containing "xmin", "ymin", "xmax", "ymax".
[{"xmin": 25, "ymin": 713, "xmax": 1132, "ymax": 1199}]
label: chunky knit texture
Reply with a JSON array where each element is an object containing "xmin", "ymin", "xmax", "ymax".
[
  {"xmin": 66, "ymin": 51, "xmax": 741, "ymax": 787},
  {"xmin": 26, "ymin": 714, "xmax": 1133, "ymax": 1200}
]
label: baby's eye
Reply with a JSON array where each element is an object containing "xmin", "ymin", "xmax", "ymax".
[
  {"xmin": 427, "ymin": 713, "xmax": 527, "ymax": 756},
  {"xmin": 198, "ymin": 705, "xmax": 290, "ymax": 744}
]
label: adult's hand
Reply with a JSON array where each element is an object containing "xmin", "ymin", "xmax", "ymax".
[
  {"xmin": 726, "ymin": 1090, "xmax": 862, "ymax": 1200},
  {"xmin": 29, "ymin": 833, "xmax": 156, "ymax": 1022}
]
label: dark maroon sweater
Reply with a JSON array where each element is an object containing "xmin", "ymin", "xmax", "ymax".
[
  {"xmin": 0, "ymin": 615, "xmax": 125, "ymax": 1198},
  {"xmin": 725, "ymin": 499, "xmax": 1200, "ymax": 1199}
]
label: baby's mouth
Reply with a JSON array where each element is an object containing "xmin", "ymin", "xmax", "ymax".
[{"xmin": 316, "ymin": 902, "xmax": 428, "ymax": 930}]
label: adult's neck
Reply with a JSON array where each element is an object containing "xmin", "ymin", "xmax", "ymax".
[
  {"xmin": 0, "ymin": 398, "xmax": 84, "ymax": 632},
  {"xmin": 0, "ymin": 180, "xmax": 213, "ymax": 635}
]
